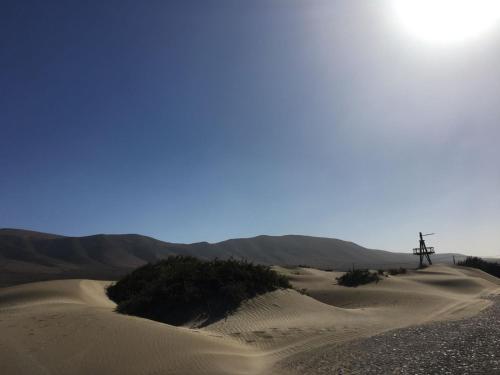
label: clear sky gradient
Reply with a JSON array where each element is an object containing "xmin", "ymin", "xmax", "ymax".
[{"xmin": 1, "ymin": 1, "xmax": 499, "ymax": 255}]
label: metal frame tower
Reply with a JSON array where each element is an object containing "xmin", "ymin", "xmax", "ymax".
[{"xmin": 413, "ymin": 232, "xmax": 435, "ymax": 267}]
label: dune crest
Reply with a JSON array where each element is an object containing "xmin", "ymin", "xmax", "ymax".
[{"xmin": 0, "ymin": 265, "xmax": 498, "ymax": 374}]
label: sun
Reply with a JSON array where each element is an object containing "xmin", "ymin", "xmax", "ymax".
[{"xmin": 393, "ymin": 0, "xmax": 500, "ymax": 44}]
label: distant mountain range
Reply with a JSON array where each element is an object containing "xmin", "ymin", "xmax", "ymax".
[{"xmin": 0, "ymin": 228, "xmax": 468, "ymax": 287}]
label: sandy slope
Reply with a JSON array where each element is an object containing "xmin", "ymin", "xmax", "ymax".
[
  {"xmin": 0, "ymin": 265, "xmax": 498, "ymax": 374},
  {"xmin": 0, "ymin": 280, "xmax": 262, "ymax": 375}
]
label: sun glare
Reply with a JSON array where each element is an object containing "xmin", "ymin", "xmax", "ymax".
[{"xmin": 393, "ymin": 0, "xmax": 500, "ymax": 44}]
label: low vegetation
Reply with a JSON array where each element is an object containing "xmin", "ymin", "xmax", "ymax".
[
  {"xmin": 458, "ymin": 257, "xmax": 500, "ymax": 278},
  {"xmin": 377, "ymin": 267, "xmax": 407, "ymax": 277},
  {"xmin": 337, "ymin": 269, "xmax": 380, "ymax": 287},
  {"xmin": 388, "ymin": 267, "xmax": 407, "ymax": 275},
  {"xmin": 107, "ymin": 256, "xmax": 291, "ymax": 326}
]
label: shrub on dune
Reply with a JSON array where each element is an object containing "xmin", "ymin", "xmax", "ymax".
[
  {"xmin": 337, "ymin": 269, "xmax": 380, "ymax": 287},
  {"xmin": 458, "ymin": 257, "xmax": 500, "ymax": 278},
  {"xmin": 388, "ymin": 267, "xmax": 407, "ymax": 276},
  {"xmin": 107, "ymin": 256, "xmax": 291, "ymax": 326}
]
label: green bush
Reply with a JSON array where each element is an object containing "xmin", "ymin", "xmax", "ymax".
[
  {"xmin": 388, "ymin": 267, "xmax": 407, "ymax": 275},
  {"xmin": 107, "ymin": 256, "xmax": 291, "ymax": 326},
  {"xmin": 337, "ymin": 269, "xmax": 380, "ymax": 287},
  {"xmin": 458, "ymin": 257, "xmax": 500, "ymax": 278}
]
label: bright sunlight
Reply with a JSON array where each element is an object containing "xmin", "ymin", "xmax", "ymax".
[{"xmin": 393, "ymin": 0, "xmax": 500, "ymax": 44}]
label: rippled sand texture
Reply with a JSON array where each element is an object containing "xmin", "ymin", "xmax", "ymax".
[{"xmin": 0, "ymin": 265, "xmax": 498, "ymax": 374}]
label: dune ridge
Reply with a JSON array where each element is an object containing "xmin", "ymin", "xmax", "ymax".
[{"xmin": 1, "ymin": 264, "xmax": 498, "ymax": 374}]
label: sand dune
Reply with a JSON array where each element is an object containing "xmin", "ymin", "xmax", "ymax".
[
  {"xmin": 1, "ymin": 265, "xmax": 498, "ymax": 374},
  {"xmin": 0, "ymin": 280, "xmax": 263, "ymax": 375}
]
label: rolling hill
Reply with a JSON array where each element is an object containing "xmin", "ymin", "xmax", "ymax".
[{"xmin": 0, "ymin": 228, "xmax": 465, "ymax": 287}]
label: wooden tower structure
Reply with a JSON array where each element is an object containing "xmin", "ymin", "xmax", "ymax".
[{"xmin": 413, "ymin": 232, "xmax": 435, "ymax": 267}]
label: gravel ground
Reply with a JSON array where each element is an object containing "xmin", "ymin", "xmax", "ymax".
[{"xmin": 281, "ymin": 296, "xmax": 500, "ymax": 375}]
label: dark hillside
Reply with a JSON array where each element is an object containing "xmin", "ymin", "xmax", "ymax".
[{"xmin": 0, "ymin": 228, "xmax": 467, "ymax": 287}]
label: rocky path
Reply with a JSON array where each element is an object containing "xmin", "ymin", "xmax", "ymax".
[{"xmin": 280, "ymin": 296, "xmax": 500, "ymax": 375}]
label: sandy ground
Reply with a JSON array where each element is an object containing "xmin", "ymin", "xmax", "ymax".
[
  {"xmin": 291, "ymin": 296, "xmax": 500, "ymax": 374},
  {"xmin": 0, "ymin": 265, "xmax": 498, "ymax": 375}
]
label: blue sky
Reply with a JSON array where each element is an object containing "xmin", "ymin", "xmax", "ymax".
[{"xmin": 1, "ymin": 1, "xmax": 499, "ymax": 256}]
